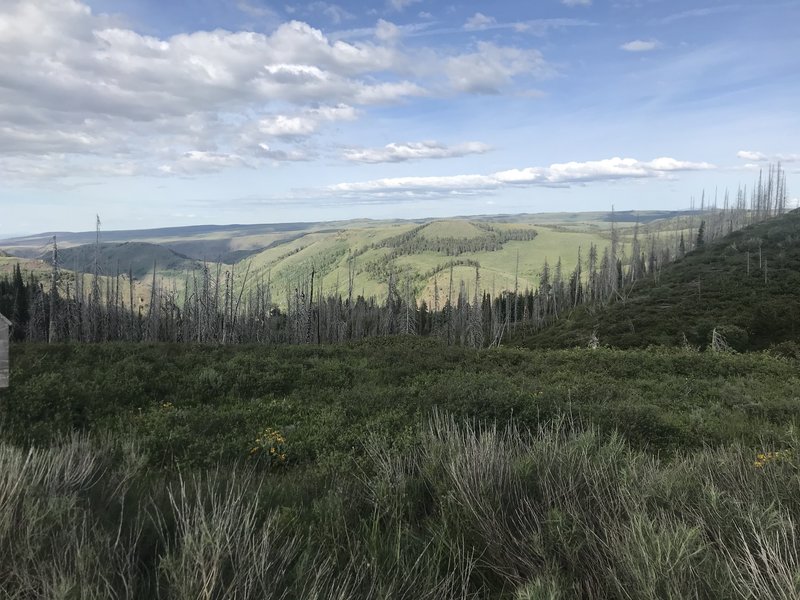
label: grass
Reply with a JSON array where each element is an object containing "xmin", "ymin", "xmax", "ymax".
[
  {"xmin": 3, "ymin": 415, "xmax": 800, "ymax": 598},
  {"xmin": 2, "ymin": 334, "xmax": 799, "ymax": 598},
  {"xmin": 241, "ymin": 220, "xmax": 610, "ymax": 306},
  {"xmin": 0, "ymin": 255, "xmax": 51, "ymax": 277},
  {"xmin": 417, "ymin": 220, "xmax": 493, "ymax": 239}
]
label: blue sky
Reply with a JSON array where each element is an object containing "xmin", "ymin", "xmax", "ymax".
[{"xmin": 0, "ymin": 0, "xmax": 798, "ymax": 236}]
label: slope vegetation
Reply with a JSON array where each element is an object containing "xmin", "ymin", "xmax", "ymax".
[
  {"xmin": 522, "ymin": 209, "xmax": 800, "ymax": 352},
  {"xmin": 53, "ymin": 242, "xmax": 200, "ymax": 280}
]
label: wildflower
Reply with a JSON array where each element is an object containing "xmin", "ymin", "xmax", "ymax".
[
  {"xmin": 753, "ymin": 449, "xmax": 793, "ymax": 469},
  {"xmin": 248, "ymin": 427, "xmax": 288, "ymax": 467}
]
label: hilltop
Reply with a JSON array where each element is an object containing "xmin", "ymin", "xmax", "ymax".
[{"xmin": 519, "ymin": 209, "xmax": 800, "ymax": 352}]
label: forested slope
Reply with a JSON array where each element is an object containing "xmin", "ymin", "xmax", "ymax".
[
  {"xmin": 521, "ymin": 209, "xmax": 800, "ymax": 352},
  {"xmin": 54, "ymin": 242, "xmax": 200, "ymax": 279}
]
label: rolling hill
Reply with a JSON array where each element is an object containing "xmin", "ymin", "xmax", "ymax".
[{"xmin": 0, "ymin": 210, "xmax": 696, "ymax": 306}]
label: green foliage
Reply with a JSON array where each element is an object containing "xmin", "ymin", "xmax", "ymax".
[
  {"xmin": 5, "ymin": 418, "xmax": 800, "ymax": 598},
  {"xmin": 522, "ymin": 210, "xmax": 800, "ymax": 351},
  {"xmin": 2, "ymin": 339, "xmax": 799, "ymax": 467}
]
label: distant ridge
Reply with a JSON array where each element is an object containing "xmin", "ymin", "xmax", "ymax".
[{"xmin": 0, "ymin": 210, "xmax": 697, "ymax": 255}]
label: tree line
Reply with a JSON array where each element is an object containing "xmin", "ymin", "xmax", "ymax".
[{"xmin": 355, "ymin": 222, "xmax": 538, "ymax": 259}]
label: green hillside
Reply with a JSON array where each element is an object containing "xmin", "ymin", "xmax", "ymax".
[
  {"xmin": 0, "ymin": 254, "xmax": 52, "ymax": 278},
  {"xmin": 53, "ymin": 242, "xmax": 200, "ymax": 280},
  {"xmin": 238, "ymin": 217, "xmax": 615, "ymax": 305},
  {"xmin": 1, "ymin": 211, "xmax": 699, "ymax": 308},
  {"xmin": 520, "ymin": 209, "xmax": 800, "ymax": 352}
]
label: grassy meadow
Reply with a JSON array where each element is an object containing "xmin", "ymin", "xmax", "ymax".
[{"xmin": 2, "ymin": 339, "xmax": 800, "ymax": 598}]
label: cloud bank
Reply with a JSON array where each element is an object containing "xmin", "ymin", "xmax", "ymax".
[{"xmin": 325, "ymin": 156, "xmax": 714, "ymax": 200}]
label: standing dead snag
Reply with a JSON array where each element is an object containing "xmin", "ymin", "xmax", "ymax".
[{"xmin": 710, "ymin": 328, "xmax": 732, "ymax": 353}]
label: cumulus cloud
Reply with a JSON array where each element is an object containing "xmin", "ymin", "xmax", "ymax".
[
  {"xmin": 464, "ymin": 13, "xmax": 496, "ymax": 31},
  {"xmin": 325, "ymin": 156, "xmax": 714, "ymax": 199},
  {"xmin": 343, "ymin": 141, "xmax": 490, "ymax": 163},
  {"xmin": 257, "ymin": 105, "xmax": 357, "ymax": 137},
  {"xmin": 495, "ymin": 157, "xmax": 712, "ymax": 185},
  {"xmin": 620, "ymin": 39, "xmax": 660, "ymax": 52},
  {"xmin": 0, "ymin": 0, "xmax": 554, "ymax": 180}
]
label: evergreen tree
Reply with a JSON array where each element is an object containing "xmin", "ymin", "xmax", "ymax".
[
  {"xmin": 696, "ymin": 220, "xmax": 706, "ymax": 250},
  {"xmin": 11, "ymin": 264, "xmax": 29, "ymax": 341}
]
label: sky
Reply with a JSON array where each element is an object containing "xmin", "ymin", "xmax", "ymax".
[{"xmin": 0, "ymin": 0, "xmax": 799, "ymax": 236}]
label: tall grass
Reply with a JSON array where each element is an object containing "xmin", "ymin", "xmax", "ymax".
[{"xmin": 2, "ymin": 417, "xmax": 800, "ymax": 598}]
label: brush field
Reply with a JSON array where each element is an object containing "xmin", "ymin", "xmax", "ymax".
[{"xmin": 1, "ymin": 339, "xmax": 800, "ymax": 598}]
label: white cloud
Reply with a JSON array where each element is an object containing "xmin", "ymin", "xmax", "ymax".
[
  {"xmin": 737, "ymin": 150, "xmax": 800, "ymax": 163},
  {"xmin": 256, "ymin": 144, "xmax": 312, "ymax": 162},
  {"xmin": 326, "ymin": 156, "xmax": 714, "ymax": 198},
  {"xmin": 445, "ymin": 42, "xmax": 550, "ymax": 93},
  {"xmin": 0, "ymin": 0, "xmax": 553, "ymax": 181},
  {"xmin": 464, "ymin": 13, "xmax": 496, "ymax": 31},
  {"xmin": 159, "ymin": 152, "xmax": 251, "ymax": 175},
  {"xmin": 258, "ymin": 116, "xmax": 318, "ymax": 137},
  {"xmin": 343, "ymin": 141, "xmax": 490, "ymax": 163},
  {"xmin": 329, "ymin": 174, "xmax": 498, "ymax": 194},
  {"xmin": 495, "ymin": 157, "xmax": 713, "ymax": 185},
  {"xmin": 375, "ymin": 19, "xmax": 401, "ymax": 42},
  {"xmin": 620, "ymin": 39, "xmax": 660, "ymax": 52},
  {"xmin": 354, "ymin": 81, "xmax": 428, "ymax": 103},
  {"xmin": 737, "ymin": 150, "xmax": 767, "ymax": 161},
  {"xmin": 257, "ymin": 105, "xmax": 358, "ymax": 137},
  {"xmin": 562, "ymin": 0, "xmax": 592, "ymax": 6}
]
